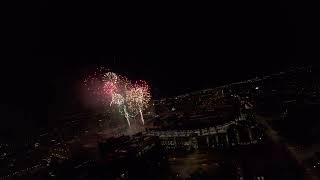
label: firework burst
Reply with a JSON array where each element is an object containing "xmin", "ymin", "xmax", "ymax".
[
  {"xmin": 83, "ymin": 68, "xmax": 151, "ymax": 127},
  {"xmin": 126, "ymin": 80, "xmax": 151, "ymax": 124}
]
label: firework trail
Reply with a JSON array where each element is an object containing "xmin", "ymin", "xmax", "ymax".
[{"xmin": 123, "ymin": 105, "xmax": 131, "ymax": 127}]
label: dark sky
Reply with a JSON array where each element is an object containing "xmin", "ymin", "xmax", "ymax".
[{"xmin": 0, "ymin": 4, "xmax": 318, "ymax": 134}]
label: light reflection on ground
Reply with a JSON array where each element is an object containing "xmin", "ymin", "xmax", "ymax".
[{"xmin": 167, "ymin": 151, "xmax": 223, "ymax": 179}]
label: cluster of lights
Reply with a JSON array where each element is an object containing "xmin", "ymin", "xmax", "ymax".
[
  {"xmin": 0, "ymin": 163, "xmax": 43, "ymax": 180},
  {"xmin": 84, "ymin": 68, "xmax": 151, "ymax": 127}
]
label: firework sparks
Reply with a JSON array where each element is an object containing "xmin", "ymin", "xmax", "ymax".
[{"xmin": 103, "ymin": 81, "xmax": 117, "ymax": 95}]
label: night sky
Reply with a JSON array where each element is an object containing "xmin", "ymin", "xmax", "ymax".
[{"xmin": 0, "ymin": 5, "xmax": 318, "ymax": 136}]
